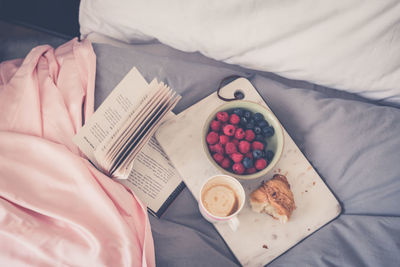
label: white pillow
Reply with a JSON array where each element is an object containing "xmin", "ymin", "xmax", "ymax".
[{"xmin": 80, "ymin": 0, "xmax": 400, "ymax": 104}]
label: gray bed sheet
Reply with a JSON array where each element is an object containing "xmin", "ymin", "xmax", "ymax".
[
  {"xmin": 92, "ymin": 43, "xmax": 400, "ymax": 267},
  {"xmin": 2, "ymin": 30, "xmax": 399, "ymax": 266}
]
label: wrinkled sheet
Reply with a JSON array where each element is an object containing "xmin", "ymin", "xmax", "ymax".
[
  {"xmin": 0, "ymin": 39, "xmax": 155, "ymax": 267},
  {"xmin": 91, "ymin": 42, "xmax": 400, "ymax": 266},
  {"xmin": 80, "ymin": 1, "xmax": 400, "ymax": 105}
]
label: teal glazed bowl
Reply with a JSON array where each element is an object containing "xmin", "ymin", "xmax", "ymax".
[{"xmin": 202, "ymin": 100, "xmax": 284, "ymax": 180}]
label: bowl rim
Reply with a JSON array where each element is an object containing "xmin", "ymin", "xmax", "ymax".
[{"xmin": 202, "ymin": 100, "xmax": 285, "ymax": 180}]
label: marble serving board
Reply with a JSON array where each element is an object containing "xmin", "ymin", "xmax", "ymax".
[{"xmin": 155, "ymin": 78, "xmax": 341, "ymax": 266}]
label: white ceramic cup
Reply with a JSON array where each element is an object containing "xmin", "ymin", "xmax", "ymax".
[{"xmin": 199, "ymin": 174, "xmax": 246, "ymax": 231}]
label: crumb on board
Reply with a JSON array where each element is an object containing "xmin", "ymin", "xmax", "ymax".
[
  {"xmin": 263, "ymin": 244, "xmax": 268, "ymax": 249},
  {"xmin": 307, "ymin": 228, "xmax": 311, "ymax": 231},
  {"xmin": 305, "ymin": 190, "xmax": 308, "ymax": 193},
  {"xmin": 313, "ymin": 181, "xmax": 316, "ymax": 186}
]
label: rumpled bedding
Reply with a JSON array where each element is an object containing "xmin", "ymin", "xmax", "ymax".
[
  {"xmin": 92, "ymin": 42, "xmax": 400, "ymax": 266},
  {"xmin": 79, "ymin": 0, "xmax": 400, "ymax": 105},
  {"xmin": 0, "ymin": 39, "xmax": 155, "ymax": 267}
]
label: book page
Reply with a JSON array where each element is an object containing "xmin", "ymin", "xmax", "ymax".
[
  {"xmin": 119, "ymin": 136, "xmax": 183, "ymax": 213},
  {"xmin": 73, "ymin": 67, "xmax": 150, "ymax": 164},
  {"xmin": 73, "ymin": 66, "xmax": 183, "ymax": 215}
]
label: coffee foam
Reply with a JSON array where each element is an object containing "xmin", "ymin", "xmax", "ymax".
[{"xmin": 201, "ymin": 183, "xmax": 239, "ymax": 217}]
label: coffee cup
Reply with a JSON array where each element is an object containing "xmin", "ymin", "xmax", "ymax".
[{"xmin": 199, "ymin": 174, "xmax": 245, "ymax": 231}]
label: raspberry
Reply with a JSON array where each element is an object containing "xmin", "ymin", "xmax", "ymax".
[
  {"xmin": 232, "ymin": 163, "xmax": 245, "ymax": 174},
  {"xmin": 210, "ymin": 120, "xmax": 221, "ymax": 131},
  {"xmin": 238, "ymin": 140, "xmax": 251, "ymax": 154},
  {"xmin": 229, "ymin": 113, "xmax": 240, "ymax": 124},
  {"xmin": 255, "ymin": 158, "xmax": 267, "ymax": 170},
  {"xmin": 245, "ymin": 152, "xmax": 253, "ymax": 159},
  {"xmin": 225, "ymin": 142, "xmax": 237, "ymax": 154},
  {"xmin": 206, "ymin": 131, "xmax": 219, "ymax": 145},
  {"xmin": 234, "ymin": 128, "xmax": 245, "ymax": 140},
  {"xmin": 231, "ymin": 138, "xmax": 239, "ymax": 146},
  {"xmin": 231, "ymin": 152, "xmax": 244, "ymax": 163},
  {"xmin": 245, "ymin": 129, "xmax": 256, "ymax": 142},
  {"xmin": 216, "ymin": 111, "xmax": 229, "ymax": 122},
  {"xmin": 219, "ymin": 135, "xmax": 230, "ymax": 145},
  {"xmin": 212, "ymin": 143, "xmax": 224, "ymax": 154},
  {"xmin": 246, "ymin": 167, "xmax": 257, "ymax": 174},
  {"xmin": 252, "ymin": 141, "xmax": 264, "ymax": 151},
  {"xmin": 223, "ymin": 124, "xmax": 236, "ymax": 136},
  {"xmin": 220, "ymin": 158, "xmax": 231, "ymax": 169},
  {"xmin": 213, "ymin": 153, "xmax": 224, "ymax": 163}
]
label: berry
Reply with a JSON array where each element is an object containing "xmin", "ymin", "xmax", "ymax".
[
  {"xmin": 246, "ymin": 121, "xmax": 255, "ymax": 130},
  {"xmin": 206, "ymin": 131, "xmax": 219, "ymax": 145},
  {"xmin": 239, "ymin": 117, "xmax": 248, "ymax": 126},
  {"xmin": 221, "ymin": 158, "xmax": 231, "ymax": 169},
  {"xmin": 213, "ymin": 153, "xmax": 224, "ymax": 163},
  {"xmin": 225, "ymin": 142, "xmax": 237, "ymax": 154},
  {"xmin": 246, "ymin": 167, "xmax": 257, "ymax": 174},
  {"xmin": 243, "ymin": 157, "xmax": 254, "ymax": 169},
  {"xmin": 231, "ymin": 152, "xmax": 244, "ymax": 163},
  {"xmin": 257, "ymin": 120, "xmax": 268, "ymax": 128},
  {"xmin": 252, "ymin": 149, "xmax": 263, "ymax": 159},
  {"xmin": 231, "ymin": 138, "xmax": 239, "ymax": 146},
  {"xmin": 216, "ymin": 111, "xmax": 229, "ymax": 122},
  {"xmin": 232, "ymin": 163, "xmax": 245, "ymax": 174},
  {"xmin": 254, "ymin": 126, "xmax": 262, "ymax": 135},
  {"xmin": 219, "ymin": 135, "xmax": 229, "ymax": 145},
  {"xmin": 263, "ymin": 126, "xmax": 275, "ymax": 137},
  {"xmin": 245, "ymin": 152, "xmax": 253, "ymax": 159},
  {"xmin": 210, "ymin": 120, "xmax": 221, "ymax": 131},
  {"xmin": 255, "ymin": 134, "xmax": 265, "ymax": 142},
  {"xmin": 243, "ymin": 110, "xmax": 252, "ymax": 119},
  {"xmin": 233, "ymin": 108, "xmax": 244, "ymax": 117},
  {"xmin": 229, "ymin": 114, "xmax": 240, "ymax": 125},
  {"xmin": 255, "ymin": 158, "xmax": 267, "ymax": 170},
  {"xmin": 212, "ymin": 143, "xmax": 224, "ymax": 154},
  {"xmin": 252, "ymin": 141, "xmax": 264, "ymax": 151},
  {"xmin": 254, "ymin": 113, "xmax": 264, "ymax": 121},
  {"xmin": 265, "ymin": 150, "xmax": 275, "ymax": 161},
  {"xmin": 238, "ymin": 140, "xmax": 251, "ymax": 154},
  {"xmin": 234, "ymin": 128, "xmax": 245, "ymax": 140},
  {"xmin": 223, "ymin": 124, "xmax": 236, "ymax": 136},
  {"xmin": 245, "ymin": 129, "xmax": 255, "ymax": 142}
]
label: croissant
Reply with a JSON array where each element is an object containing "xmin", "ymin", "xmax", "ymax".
[{"xmin": 250, "ymin": 174, "xmax": 296, "ymax": 223}]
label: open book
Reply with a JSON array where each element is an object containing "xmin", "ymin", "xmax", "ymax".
[{"xmin": 73, "ymin": 67, "xmax": 184, "ymax": 217}]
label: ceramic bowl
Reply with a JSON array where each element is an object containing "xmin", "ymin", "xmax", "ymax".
[{"xmin": 202, "ymin": 100, "xmax": 284, "ymax": 180}]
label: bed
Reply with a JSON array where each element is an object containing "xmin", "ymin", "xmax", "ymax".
[{"xmin": 2, "ymin": 0, "xmax": 400, "ymax": 266}]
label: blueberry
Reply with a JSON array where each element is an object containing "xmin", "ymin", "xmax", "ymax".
[
  {"xmin": 254, "ymin": 113, "xmax": 264, "ymax": 121},
  {"xmin": 253, "ymin": 149, "xmax": 263, "ymax": 159},
  {"xmin": 257, "ymin": 120, "xmax": 268, "ymax": 128},
  {"xmin": 233, "ymin": 108, "xmax": 243, "ymax": 117},
  {"xmin": 255, "ymin": 134, "xmax": 265, "ymax": 142},
  {"xmin": 240, "ymin": 117, "xmax": 248, "ymax": 126},
  {"xmin": 265, "ymin": 150, "xmax": 274, "ymax": 161},
  {"xmin": 243, "ymin": 110, "xmax": 252, "ymax": 119},
  {"xmin": 243, "ymin": 157, "xmax": 254, "ymax": 168},
  {"xmin": 254, "ymin": 126, "xmax": 262, "ymax": 135},
  {"xmin": 262, "ymin": 126, "xmax": 275, "ymax": 137},
  {"xmin": 246, "ymin": 121, "xmax": 255, "ymax": 130}
]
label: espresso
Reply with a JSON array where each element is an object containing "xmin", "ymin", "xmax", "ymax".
[{"xmin": 201, "ymin": 183, "xmax": 239, "ymax": 217}]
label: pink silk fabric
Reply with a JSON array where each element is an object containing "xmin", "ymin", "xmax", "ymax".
[{"xmin": 0, "ymin": 38, "xmax": 155, "ymax": 267}]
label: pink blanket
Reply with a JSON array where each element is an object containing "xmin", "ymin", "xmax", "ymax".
[{"xmin": 0, "ymin": 39, "xmax": 155, "ymax": 266}]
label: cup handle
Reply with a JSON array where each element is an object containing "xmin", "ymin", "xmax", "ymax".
[{"xmin": 228, "ymin": 216, "xmax": 240, "ymax": 231}]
